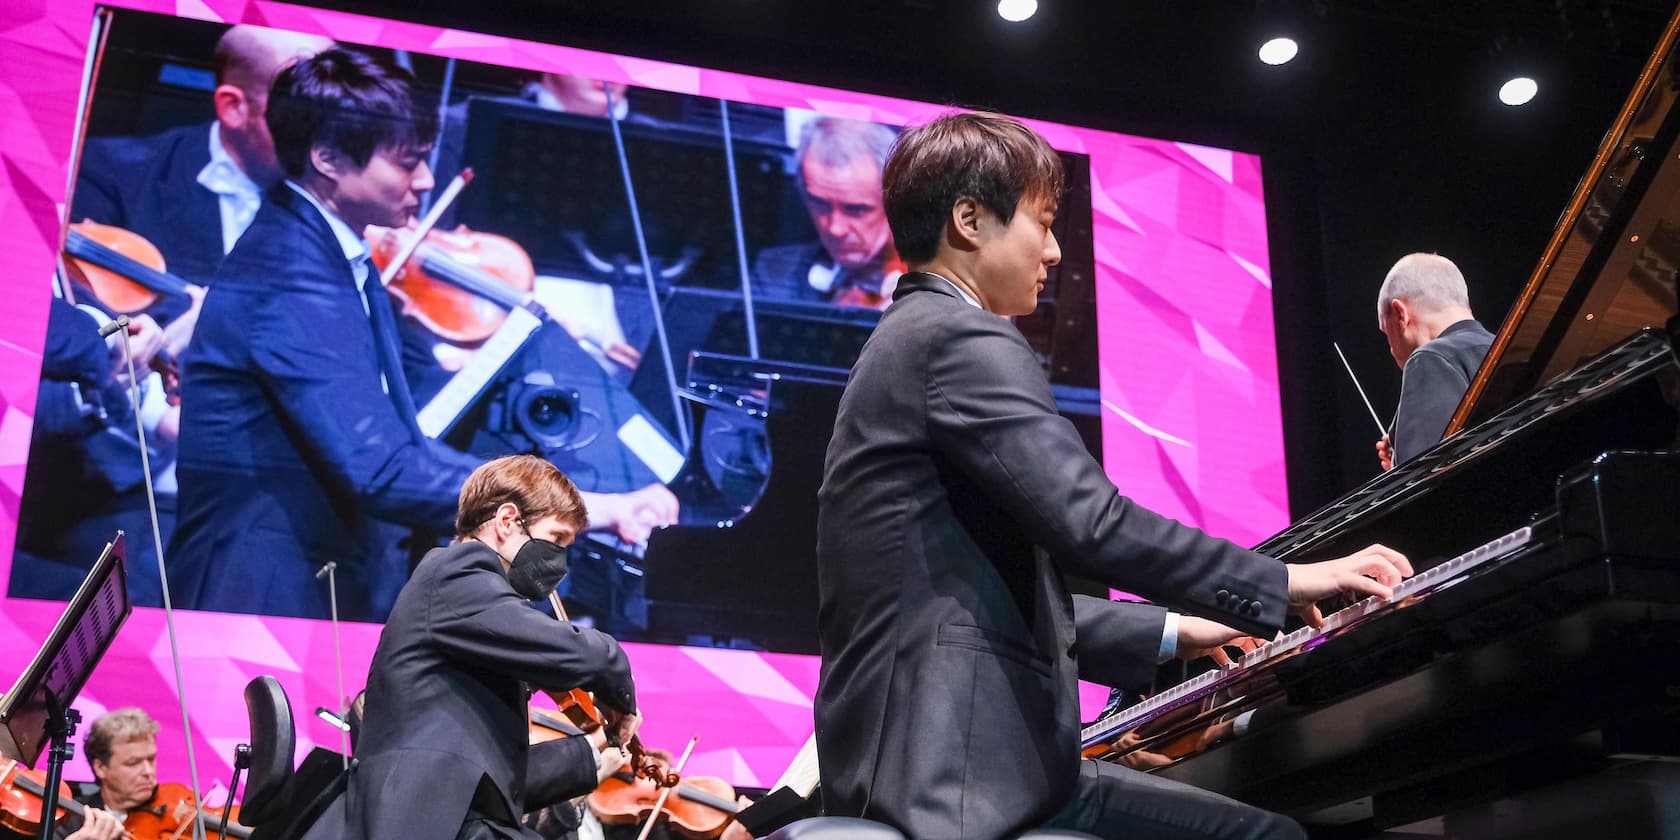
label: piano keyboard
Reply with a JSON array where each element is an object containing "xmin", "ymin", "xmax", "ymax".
[{"xmin": 1081, "ymin": 525, "xmax": 1535, "ymax": 749}]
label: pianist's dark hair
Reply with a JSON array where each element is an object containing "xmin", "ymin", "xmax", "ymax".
[
  {"xmin": 267, "ymin": 47, "xmax": 438, "ymax": 181},
  {"xmin": 882, "ymin": 110, "xmax": 1064, "ymax": 264}
]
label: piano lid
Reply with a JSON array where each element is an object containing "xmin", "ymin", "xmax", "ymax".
[{"xmin": 1451, "ymin": 7, "xmax": 1680, "ymax": 433}]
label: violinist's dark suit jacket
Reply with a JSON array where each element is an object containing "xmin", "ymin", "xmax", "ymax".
[
  {"xmin": 815, "ymin": 273, "xmax": 1289, "ymax": 839},
  {"xmin": 72, "ymin": 123, "xmax": 224, "ymax": 310},
  {"xmin": 304, "ymin": 540, "xmax": 636, "ymax": 840},
  {"xmin": 169, "ymin": 184, "xmax": 482, "ymax": 620}
]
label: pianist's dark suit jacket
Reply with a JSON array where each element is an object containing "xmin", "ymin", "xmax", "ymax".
[
  {"xmin": 814, "ymin": 273, "xmax": 1289, "ymax": 840},
  {"xmin": 304, "ymin": 540, "xmax": 634, "ymax": 840},
  {"xmin": 169, "ymin": 185, "xmax": 482, "ymax": 620}
]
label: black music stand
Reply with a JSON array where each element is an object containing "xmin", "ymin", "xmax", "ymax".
[{"xmin": 0, "ymin": 532, "xmax": 131, "ymax": 840}]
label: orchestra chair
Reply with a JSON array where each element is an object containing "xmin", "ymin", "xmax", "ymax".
[{"xmin": 239, "ymin": 676, "xmax": 352, "ymax": 840}]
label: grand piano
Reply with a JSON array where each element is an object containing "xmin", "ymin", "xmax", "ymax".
[{"xmin": 1081, "ymin": 7, "xmax": 1680, "ymax": 836}]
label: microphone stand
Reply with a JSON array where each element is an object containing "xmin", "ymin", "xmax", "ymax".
[
  {"xmin": 106, "ymin": 314, "xmax": 208, "ymax": 840},
  {"xmin": 315, "ymin": 561, "xmax": 350, "ymax": 769}
]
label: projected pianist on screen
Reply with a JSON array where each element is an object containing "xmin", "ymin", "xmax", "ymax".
[
  {"xmin": 170, "ymin": 49, "xmax": 676, "ymax": 622},
  {"xmin": 752, "ymin": 116, "xmax": 903, "ymax": 310}
]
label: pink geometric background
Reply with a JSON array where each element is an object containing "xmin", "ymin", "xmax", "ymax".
[{"xmin": 0, "ymin": 0, "xmax": 1285, "ymax": 793}]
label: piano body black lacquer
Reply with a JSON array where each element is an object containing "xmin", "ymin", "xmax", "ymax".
[
  {"xmin": 1082, "ymin": 6, "xmax": 1680, "ymax": 834},
  {"xmin": 565, "ymin": 350, "xmax": 849, "ymax": 654}
]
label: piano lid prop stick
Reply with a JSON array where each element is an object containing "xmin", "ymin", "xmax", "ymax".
[
  {"xmin": 1333, "ymin": 341, "xmax": 1390, "ymax": 437},
  {"xmin": 376, "ymin": 168, "xmax": 473, "ymax": 287}
]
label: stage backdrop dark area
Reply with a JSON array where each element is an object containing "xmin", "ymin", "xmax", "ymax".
[{"xmin": 312, "ymin": 0, "xmax": 1674, "ymax": 516}]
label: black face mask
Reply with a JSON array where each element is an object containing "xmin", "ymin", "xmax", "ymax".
[{"xmin": 504, "ymin": 524, "xmax": 569, "ymax": 600}]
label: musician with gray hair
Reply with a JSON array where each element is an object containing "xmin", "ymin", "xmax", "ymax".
[
  {"xmin": 1375, "ymin": 252, "xmax": 1496, "ymax": 469},
  {"xmin": 27, "ymin": 708, "xmax": 164, "ymax": 840},
  {"xmin": 753, "ymin": 115, "xmax": 902, "ymax": 307}
]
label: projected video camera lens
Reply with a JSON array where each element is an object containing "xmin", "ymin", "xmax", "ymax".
[{"xmin": 511, "ymin": 371, "xmax": 583, "ymax": 450}]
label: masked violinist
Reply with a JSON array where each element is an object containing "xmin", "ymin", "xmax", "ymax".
[{"xmin": 301, "ymin": 454, "xmax": 639, "ymax": 840}]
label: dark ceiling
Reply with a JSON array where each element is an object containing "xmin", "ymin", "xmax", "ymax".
[{"xmin": 306, "ymin": 0, "xmax": 1676, "ymax": 514}]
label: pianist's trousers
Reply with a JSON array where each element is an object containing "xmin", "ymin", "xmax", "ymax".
[{"xmin": 1038, "ymin": 759, "xmax": 1305, "ymax": 840}]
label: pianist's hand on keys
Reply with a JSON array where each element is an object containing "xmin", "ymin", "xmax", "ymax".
[{"xmin": 1286, "ymin": 544, "xmax": 1413, "ymax": 627}]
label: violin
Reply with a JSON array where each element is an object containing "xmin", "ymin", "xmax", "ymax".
[
  {"xmin": 62, "ymin": 222, "xmax": 199, "ymax": 316},
  {"xmin": 536, "ymin": 594, "xmax": 669, "ymax": 782},
  {"xmin": 121, "ymin": 783, "xmax": 249, "ymax": 840},
  {"xmin": 369, "ymin": 225, "xmax": 536, "ymax": 346},
  {"xmin": 588, "ymin": 759, "xmax": 740, "ymax": 840},
  {"xmin": 0, "ymin": 761, "xmax": 250, "ymax": 840},
  {"xmin": 59, "ymin": 221, "xmax": 193, "ymax": 403},
  {"xmin": 2, "ymin": 758, "xmax": 85, "ymax": 838},
  {"xmin": 527, "ymin": 706, "xmax": 586, "ymax": 745}
]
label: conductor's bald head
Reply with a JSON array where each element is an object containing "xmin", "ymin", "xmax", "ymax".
[{"xmin": 211, "ymin": 25, "xmax": 335, "ymax": 186}]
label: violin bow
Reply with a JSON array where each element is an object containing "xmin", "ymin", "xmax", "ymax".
[
  {"xmin": 375, "ymin": 168, "xmax": 473, "ymax": 287},
  {"xmin": 634, "ymin": 735, "xmax": 699, "ymax": 840},
  {"xmin": 546, "ymin": 589, "xmax": 570, "ymax": 623}
]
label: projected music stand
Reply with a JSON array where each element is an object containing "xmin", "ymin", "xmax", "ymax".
[
  {"xmin": 0, "ymin": 532, "xmax": 131, "ymax": 840},
  {"xmin": 455, "ymin": 98, "xmax": 792, "ymax": 287}
]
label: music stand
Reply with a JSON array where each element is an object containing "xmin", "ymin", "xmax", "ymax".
[{"xmin": 0, "ymin": 532, "xmax": 131, "ymax": 840}]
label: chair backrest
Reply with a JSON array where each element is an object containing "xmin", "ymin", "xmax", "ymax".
[{"xmin": 240, "ymin": 675, "xmax": 296, "ymax": 826}]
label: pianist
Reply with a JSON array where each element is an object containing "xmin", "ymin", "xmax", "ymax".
[
  {"xmin": 1374, "ymin": 252, "xmax": 1495, "ymax": 469},
  {"xmin": 814, "ymin": 110, "xmax": 1414, "ymax": 840}
]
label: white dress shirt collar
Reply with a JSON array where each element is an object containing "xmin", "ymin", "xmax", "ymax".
[{"xmin": 196, "ymin": 123, "xmax": 264, "ymax": 254}]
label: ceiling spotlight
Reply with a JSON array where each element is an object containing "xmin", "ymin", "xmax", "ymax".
[
  {"xmin": 1499, "ymin": 76, "xmax": 1538, "ymax": 106},
  {"xmin": 998, "ymin": 0, "xmax": 1037, "ymax": 23},
  {"xmin": 1258, "ymin": 36, "xmax": 1299, "ymax": 66}
]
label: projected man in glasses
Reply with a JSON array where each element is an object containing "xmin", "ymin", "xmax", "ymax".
[{"xmin": 753, "ymin": 115, "xmax": 904, "ymax": 310}]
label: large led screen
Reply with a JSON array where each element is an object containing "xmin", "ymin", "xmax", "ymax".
[{"xmin": 0, "ymin": 0, "xmax": 1288, "ymax": 791}]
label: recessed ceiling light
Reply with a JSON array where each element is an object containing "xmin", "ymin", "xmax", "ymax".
[
  {"xmin": 998, "ymin": 0, "xmax": 1037, "ymax": 23},
  {"xmin": 1499, "ymin": 76, "xmax": 1538, "ymax": 106},
  {"xmin": 1258, "ymin": 36, "xmax": 1299, "ymax": 66}
]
